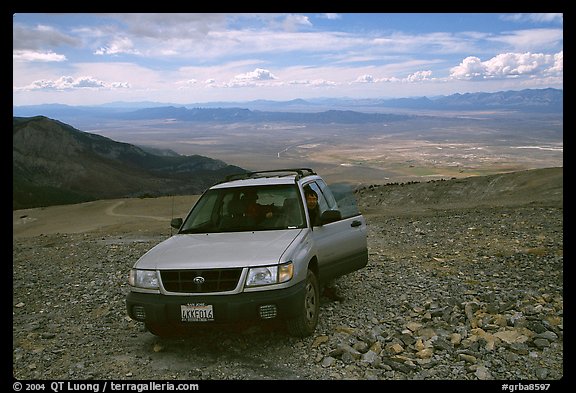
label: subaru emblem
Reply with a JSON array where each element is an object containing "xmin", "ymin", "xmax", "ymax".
[{"xmin": 193, "ymin": 276, "xmax": 205, "ymax": 285}]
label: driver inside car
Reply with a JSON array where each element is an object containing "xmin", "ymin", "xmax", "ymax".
[{"xmin": 241, "ymin": 190, "xmax": 274, "ymax": 223}]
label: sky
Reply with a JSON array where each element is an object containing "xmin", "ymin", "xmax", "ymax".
[{"xmin": 12, "ymin": 13, "xmax": 563, "ymax": 106}]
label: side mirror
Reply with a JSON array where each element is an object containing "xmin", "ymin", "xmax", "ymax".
[
  {"xmin": 320, "ymin": 209, "xmax": 342, "ymax": 225},
  {"xmin": 170, "ymin": 218, "xmax": 183, "ymax": 230}
]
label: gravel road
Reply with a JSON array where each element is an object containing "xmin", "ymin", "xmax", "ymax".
[{"xmin": 12, "ymin": 182, "xmax": 563, "ymax": 382}]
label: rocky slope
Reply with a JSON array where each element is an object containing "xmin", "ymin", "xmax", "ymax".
[
  {"xmin": 12, "ymin": 168, "xmax": 563, "ymax": 382},
  {"xmin": 13, "ymin": 116, "xmax": 244, "ymax": 210}
]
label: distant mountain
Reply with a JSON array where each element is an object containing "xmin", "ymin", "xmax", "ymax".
[
  {"xmin": 374, "ymin": 88, "xmax": 563, "ymax": 112},
  {"xmin": 12, "ymin": 103, "xmax": 129, "ymax": 118},
  {"xmin": 12, "ymin": 104, "xmax": 413, "ymax": 126},
  {"xmin": 12, "ymin": 88, "xmax": 562, "ymax": 128},
  {"xmin": 183, "ymin": 89, "xmax": 563, "ymax": 113},
  {"xmin": 115, "ymin": 106, "xmax": 412, "ymax": 123},
  {"xmin": 13, "ymin": 116, "xmax": 246, "ymax": 210}
]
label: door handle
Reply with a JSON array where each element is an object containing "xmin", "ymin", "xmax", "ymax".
[{"xmin": 351, "ymin": 220, "xmax": 362, "ymax": 227}]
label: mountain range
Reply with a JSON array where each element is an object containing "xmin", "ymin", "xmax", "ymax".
[
  {"xmin": 12, "ymin": 88, "xmax": 563, "ymax": 126},
  {"xmin": 13, "ymin": 116, "xmax": 245, "ymax": 210}
]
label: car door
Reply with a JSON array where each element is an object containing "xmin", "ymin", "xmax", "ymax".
[{"xmin": 304, "ymin": 180, "xmax": 368, "ymax": 283}]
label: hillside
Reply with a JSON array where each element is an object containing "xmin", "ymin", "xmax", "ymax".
[
  {"xmin": 13, "ymin": 166, "xmax": 562, "ymax": 239},
  {"xmin": 357, "ymin": 167, "xmax": 563, "ymax": 215},
  {"xmin": 12, "ymin": 116, "xmax": 245, "ymax": 210}
]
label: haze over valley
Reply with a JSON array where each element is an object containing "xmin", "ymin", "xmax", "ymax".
[
  {"xmin": 79, "ymin": 113, "xmax": 562, "ymax": 186},
  {"xmin": 13, "ymin": 89, "xmax": 563, "ymax": 200}
]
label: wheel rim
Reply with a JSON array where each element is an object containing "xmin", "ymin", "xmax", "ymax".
[{"xmin": 304, "ymin": 280, "xmax": 317, "ymax": 324}]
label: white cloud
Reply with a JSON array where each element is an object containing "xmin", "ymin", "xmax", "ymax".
[
  {"xmin": 318, "ymin": 14, "xmax": 342, "ymax": 20},
  {"xmin": 13, "ymin": 50, "xmax": 67, "ymax": 62},
  {"xmin": 287, "ymin": 79, "xmax": 338, "ymax": 87},
  {"xmin": 234, "ymin": 68, "xmax": 278, "ymax": 82},
  {"xmin": 308, "ymin": 79, "xmax": 338, "ymax": 87},
  {"xmin": 73, "ymin": 77, "xmax": 107, "ymax": 88},
  {"xmin": 489, "ymin": 28, "xmax": 563, "ymax": 51},
  {"xmin": 281, "ymin": 14, "xmax": 313, "ymax": 31},
  {"xmin": 223, "ymin": 68, "xmax": 279, "ymax": 87},
  {"xmin": 94, "ymin": 37, "xmax": 140, "ymax": 56},
  {"xmin": 354, "ymin": 74, "xmax": 376, "ymax": 83},
  {"xmin": 405, "ymin": 70, "xmax": 433, "ymax": 82},
  {"xmin": 176, "ymin": 79, "xmax": 198, "ymax": 89},
  {"xmin": 501, "ymin": 13, "xmax": 563, "ymax": 24},
  {"xmin": 450, "ymin": 57, "xmax": 485, "ymax": 79},
  {"xmin": 548, "ymin": 51, "xmax": 563, "ymax": 75},
  {"xmin": 108, "ymin": 13, "xmax": 228, "ymax": 40},
  {"xmin": 242, "ymin": 14, "xmax": 313, "ymax": 32},
  {"xmin": 110, "ymin": 81, "xmax": 131, "ymax": 89},
  {"xmin": 352, "ymin": 71, "xmax": 433, "ymax": 84},
  {"xmin": 15, "ymin": 75, "xmax": 130, "ymax": 91},
  {"xmin": 450, "ymin": 51, "xmax": 562, "ymax": 80},
  {"xmin": 12, "ymin": 23, "xmax": 79, "ymax": 51}
]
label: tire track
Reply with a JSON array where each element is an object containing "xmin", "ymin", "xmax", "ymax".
[{"xmin": 105, "ymin": 200, "xmax": 170, "ymax": 221}]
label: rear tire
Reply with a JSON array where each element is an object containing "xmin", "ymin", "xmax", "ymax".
[{"xmin": 286, "ymin": 269, "xmax": 319, "ymax": 337}]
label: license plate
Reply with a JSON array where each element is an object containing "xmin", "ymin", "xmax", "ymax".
[{"xmin": 181, "ymin": 303, "xmax": 214, "ymax": 322}]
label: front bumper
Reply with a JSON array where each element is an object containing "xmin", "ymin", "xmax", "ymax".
[{"xmin": 126, "ymin": 280, "xmax": 306, "ymax": 326}]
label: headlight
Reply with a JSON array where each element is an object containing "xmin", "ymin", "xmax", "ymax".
[
  {"xmin": 129, "ymin": 269, "xmax": 159, "ymax": 289},
  {"xmin": 245, "ymin": 262, "xmax": 293, "ymax": 287}
]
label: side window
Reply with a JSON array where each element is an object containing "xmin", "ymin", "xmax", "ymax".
[
  {"xmin": 307, "ymin": 179, "xmax": 361, "ymax": 220},
  {"xmin": 325, "ymin": 181, "xmax": 361, "ymax": 219},
  {"xmin": 305, "ymin": 182, "xmax": 329, "ymax": 214},
  {"xmin": 304, "ymin": 182, "xmax": 330, "ymax": 226},
  {"xmin": 315, "ymin": 179, "xmax": 338, "ymax": 210}
]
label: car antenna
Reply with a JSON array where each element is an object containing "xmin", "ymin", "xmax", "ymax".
[{"xmin": 170, "ymin": 195, "xmax": 175, "ymax": 237}]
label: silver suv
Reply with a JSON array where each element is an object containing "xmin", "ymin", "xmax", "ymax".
[{"xmin": 126, "ymin": 168, "xmax": 368, "ymax": 337}]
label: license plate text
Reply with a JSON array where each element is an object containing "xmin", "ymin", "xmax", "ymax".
[{"xmin": 181, "ymin": 303, "xmax": 214, "ymax": 322}]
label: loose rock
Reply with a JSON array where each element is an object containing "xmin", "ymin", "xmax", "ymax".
[{"xmin": 13, "ymin": 189, "xmax": 563, "ymax": 381}]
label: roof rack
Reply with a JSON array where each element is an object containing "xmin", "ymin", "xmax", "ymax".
[{"xmin": 225, "ymin": 168, "xmax": 317, "ymax": 182}]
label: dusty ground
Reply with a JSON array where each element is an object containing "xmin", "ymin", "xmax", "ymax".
[{"xmin": 13, "ymin": 195, "xmax": 200, "ymax": 239}]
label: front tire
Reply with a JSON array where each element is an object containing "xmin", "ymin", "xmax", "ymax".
[{"xmin": 286, "ymin": 269, "xmax": 319, "ymax": 337}]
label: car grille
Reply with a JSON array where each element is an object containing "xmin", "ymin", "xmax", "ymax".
[{"xmin": 160, "ymin": 268, "xmax": 243, "ymax": 293}]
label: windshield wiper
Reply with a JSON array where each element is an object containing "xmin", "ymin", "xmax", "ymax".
[{"xmin": 178, "ymin": 228, "xmax": 206, "ymax": 234}]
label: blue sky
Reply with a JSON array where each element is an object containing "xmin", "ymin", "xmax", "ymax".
[{"xmin": 12, "ymin": 13, "xmax": 563, "ymax": 106}]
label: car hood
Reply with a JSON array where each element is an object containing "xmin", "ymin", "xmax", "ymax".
[{"xmin": 134, "ymin": 229, "xmax": 304, "ymax": 270}]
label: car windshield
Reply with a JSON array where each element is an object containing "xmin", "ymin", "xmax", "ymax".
[{"xmin": 179, "ymin": 184, "xmax": 306, "ymax": 233}]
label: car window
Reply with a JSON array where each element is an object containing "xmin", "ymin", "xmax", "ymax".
[
  {"xmin": 315, "ymin": 179, "xmax": 338, "ymax": 210},
  {"xmin": 304, "ymin": 180, "xmax": 361, "ymax": 220},
  {"xmin": 325, "ymin": 182, "xmax": 362, "ymax": 219},
  {"xmin": 304, "ymin": 181, "xmax": 330, "ymax": 222},
  {"xmin": 179, "ymin": 184, "xmax": 305, "ymax": 233},
  {"xmin": 179, "ymin": 191, "xmax": 220, "ymax": 232}
]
